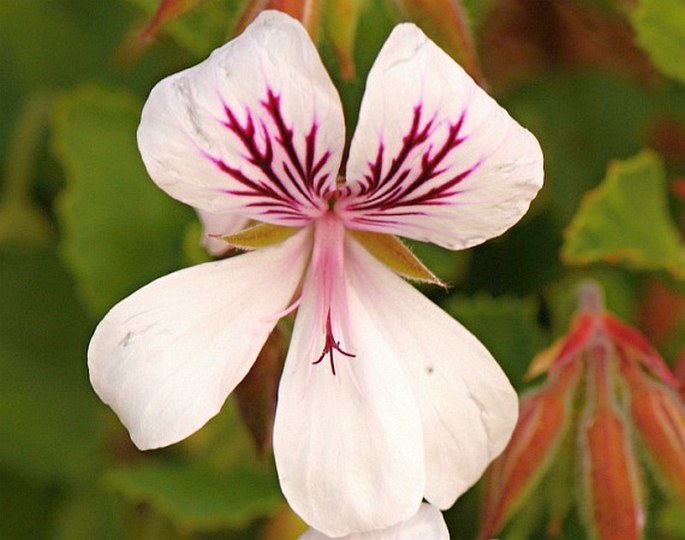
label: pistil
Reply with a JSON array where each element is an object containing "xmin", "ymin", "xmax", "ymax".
[
  {"xmin": 313, "ymin": 312, "xmax": 355, "ymax": 375},
  {"xmin": 307, "ymin": 212, "xmax": 355, "ymax": 375}
]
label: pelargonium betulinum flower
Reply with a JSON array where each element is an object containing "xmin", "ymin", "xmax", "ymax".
[{"xmin": 88, "ymin": 10, "xmax": 543, "ymax": 537}]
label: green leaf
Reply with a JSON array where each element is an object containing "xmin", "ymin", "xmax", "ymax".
[
  {"xmin": 52, "ymin": 86, "xmax": 192, "ymax": 316},
  {"xmin": 631, "ymin": 0, "xmax": 685, "ymax": 83},
  {"xmin": 107, "ymin": 461, "xmax": 281, "ymax": 532},
  {"xmin": 0, "ymin": 247, "xmax": 103, "ymax": 482},
  {"xmin": 443, "ymin": 294, "xmax": 547, "ymax": 387},
  {"xmin": 561, "ymin": 150, "xmax": 685, "ymax": 279}
]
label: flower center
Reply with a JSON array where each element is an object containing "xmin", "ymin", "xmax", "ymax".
[{"xmin": 306, "ymin": 211, "xmax": 355, "ymax": 375}]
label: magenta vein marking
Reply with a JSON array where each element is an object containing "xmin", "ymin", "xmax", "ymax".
[
  {"xmin": 207, "ymin": 89, "xmax": 333, "ymax": 218},
  {"xmin": 347, "ymin": 106, "xmax": 476, "ymax": 214}
]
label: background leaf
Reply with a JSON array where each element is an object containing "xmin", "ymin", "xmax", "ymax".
[
  {"xmin": 107, "ymin": 461, "xmax": 282, "ymax": 532},
  {"xmin": 52, "ymin": 86, "xmax": 193, "ymax": 316},
  {"xmin": 0, "ymin": 247, "xmax": 103, "ymax": 482},
  {"xmin": 631, "ymin": 0, "xmax": 685, "ymax": 83},
  {"xmin": 562, "ymin": 150, "xmax": 685, "ymax": 279}
]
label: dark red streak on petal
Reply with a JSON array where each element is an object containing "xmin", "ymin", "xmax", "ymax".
[
  {"xmin": 344, "ymin": 106, "xmax": 479, "ymax": 220},
  {"xmin": 207, "ymin": 89, "xmax": 332, "ymax": 218}
]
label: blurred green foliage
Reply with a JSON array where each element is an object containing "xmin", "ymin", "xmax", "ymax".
[{"xmin": 1, "ymin": 0, "xmax": 684, "ymax": 538}]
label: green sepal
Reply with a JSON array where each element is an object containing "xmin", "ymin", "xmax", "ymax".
[
  {"xmin": 222, "ymin": 223, "xmax": 300, "ymax": 250},
  {"xmin": 351, "ymin": 230, "xmax": 443, "ymax": 285}
]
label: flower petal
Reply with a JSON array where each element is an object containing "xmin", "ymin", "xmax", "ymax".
[
  {"xmin": 273, "ymin": 251, "xmax": 426, "ymax": 537},
  {"xmin": 345, "ymin": 238, "xmax": 519, "ymax": 508},
  {"xmin": 299, "ymin": 503, "xmax": 449, "ymax": 540},
  {"xmin": 339, "ymin": 23, "xmax": 543, "ymax": 249},
  {"xmin": 88, "ymin": 229, "xmax": 311, "ymax": 450},
  {"xmin": 138, "ymin": 10, "xmax": 345, "ymax": 226},
  {"xmin": 196, "ymin": 208, "xmax": 249, "ymax": 256}
]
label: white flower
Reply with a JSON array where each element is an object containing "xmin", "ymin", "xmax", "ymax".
[
  {"xmin": 299, "ymin": 503, "xmax": 449, "ymax": 540},
  {"xmin": 88, "ymin": 10, "xmax": 543, "ymax": 537}
]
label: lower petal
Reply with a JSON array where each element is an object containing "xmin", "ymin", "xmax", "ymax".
[
  {"xmin": 273, "ymin": 264, "xmax": 425, "ymax": 537},
  {"xmin": 88, "ymin": 229, "xmax": 310, "ymax": 450},
  {"xmin": 346, "ymin": 238, "xmax": 518, "ymax": 509},
  {"xmin": 299, "ymin": 503, "xmax": 449, "ymax": 540}
]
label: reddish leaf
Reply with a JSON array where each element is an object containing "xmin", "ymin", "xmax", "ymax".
[
  {"xmin": 621, "ymin": 358, "xmax": 685, "ymax": 503},
  {"xmin": 139, "ymin": 0, "xmax": 203, "ymax": 40},
  {"xmin": 235, "ymin": 0, "xmax": 321, "ymax": 39},
  {"xmin": 526, "ymin": 313, "xmax": 595, "ymax": 379},
  {"xmin": 580, "ymin": 347, "xmax": 644, "ymax": 540},
  {"xmin": 479, "ymin": 360, "xmax": 581, "ymax": 540},
  {"xmin": 602, "ymin": 313, "xmax": 679, "ymax": 387}
]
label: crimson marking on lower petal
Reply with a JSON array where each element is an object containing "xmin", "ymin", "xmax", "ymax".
[
  {"xmin": 340, "ymin": 105, "xmax": 481, "ymax": 223},
  {"xmin": 206, "ymin": 89, "xmax": 333, "ymax": 221},
  {"xmin": 312, "ymin": 312, "xmax": 355, "ymax": 376}
]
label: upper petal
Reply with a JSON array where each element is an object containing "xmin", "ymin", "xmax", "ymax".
[
  {"xmin": 299, "ymin": 503, "xmax": 449, "ymax": 540},
  {"xmin": 346, "ymin": 238, "xmax": 519, "ymax": 508},
  {"xmin": 273, "ymin": 256, "xmax": 425, "ymax": 537},
  {"xmin": 88, "ymin": 229, "xmax": 310, "ymax": 450},
  {"xmin": 338, "ymin": 23, "xmax": 543, "ymax": 250},
  {"xmin": 138, "ymin": 10, "xmax": 345, "ymax": 226}
]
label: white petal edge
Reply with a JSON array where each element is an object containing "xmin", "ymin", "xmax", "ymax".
[
  {"xmin": 341, "ymin": 23, "xmax": 543, "ymax": 250},
  {"xmin": 138, "ymin": 10, "xmax": 345, "ymax": 225},
  {"xmin": 273, "ymin": 254, "xmax": 426, "ymax": 537},
  {"xmin": 299, "ymin": 503, "xmax": 450, "ymax": 540},
  {"xmin": 196, "ymin": 208, "xmax": 249, "ymax": 256},
  {"xmin": 88, "ymin": 229, "xmax": 311, "ymax": 450},
  {"xmin": 346, "ymin": 238, "xmax": 519, "ymax": 508}
]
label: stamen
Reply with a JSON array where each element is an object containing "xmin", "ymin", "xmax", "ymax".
[
  {"xmin": 313, "ymin": 312, "xmax": 355, "ymax": 375},
  {"xmin": 261, "ymin": 294, "xmax": 303, "ymax": 323}
]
